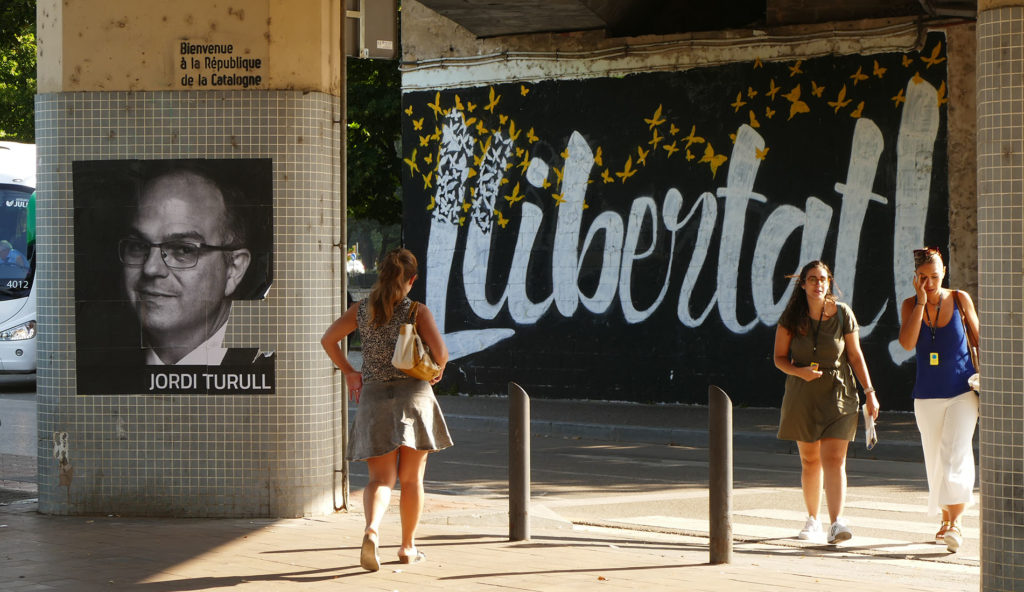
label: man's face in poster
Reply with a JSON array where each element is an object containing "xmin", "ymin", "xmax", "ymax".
[{"xmin": 121, "ymin": 170, "xmax": 251, "ymax": 360}]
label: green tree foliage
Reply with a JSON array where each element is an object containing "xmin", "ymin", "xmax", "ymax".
[
  {"xmin": 0, "ymin": 0, "xmax": 36, "ymax": 142},
  {"xmin": 347, "ymin": 56, "xmax": 402, "ymax": 225}
]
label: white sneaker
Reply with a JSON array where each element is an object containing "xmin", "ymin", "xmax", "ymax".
[
  {"xmin": 798, "ymin": 516, "xmax": 822, "ymax": 540},
  {"xmin": 944, "ymin": 525, "xmax": 963, "ymax": 553},
  {"xmin": 827, "ymin": 518, "xmax": 853, "ymax": 544}
]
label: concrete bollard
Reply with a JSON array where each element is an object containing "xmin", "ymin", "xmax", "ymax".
[
  {"xmin": 708, "ymin": 384, "xmax": 733, "ymax": 564},
  {"xmin": 509, "ymin": 381, "xmax": 531, "ymax": 541}
]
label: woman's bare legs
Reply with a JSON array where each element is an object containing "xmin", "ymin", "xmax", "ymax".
[
  {"xmin": 397, "ymin": 446, "xmax": 430, "ymax": 559},
  {"xmin": 819, "ymin": 438, "xmax": 849, "ymax": 522},
  {"xmin": 796, "ymin": 440, "xmax": 823, "ymax": 520},
  {"xmin": 796, "ymin": 438, "xmax": 849, "ymax": 523},
  {"xmin": 364, "ymin": 450, "xmax": 399, "ymax": 541}
]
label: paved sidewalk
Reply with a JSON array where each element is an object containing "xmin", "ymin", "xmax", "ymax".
[
  {"xmin": 436, "ymin": 393, "xmax": 930, "ymax": 462},
  {"xmin": 0, "ymin": 491, "xmax": 978, "ymax": 592}
]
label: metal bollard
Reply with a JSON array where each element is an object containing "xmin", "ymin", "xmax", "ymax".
[
  {"xmin": 708, "ymin": 385, "xmax": 733, "ymax": 564},
  {"xmin": 509, "ymin": 381, "xmax": 531, "ymax": 541}
]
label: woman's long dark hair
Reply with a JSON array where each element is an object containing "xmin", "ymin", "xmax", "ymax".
[
  {"xmin": 368, "ymin": 248, "xmax": 418, "ymax": 327},
  {"xmin": 778, "ymin": 260, "xmax": 837, "ymax": 335}
]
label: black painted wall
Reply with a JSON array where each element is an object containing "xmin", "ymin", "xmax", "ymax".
[{"xmin": 400, "ymin": 33, "xmax": 949, "ymax": 410}]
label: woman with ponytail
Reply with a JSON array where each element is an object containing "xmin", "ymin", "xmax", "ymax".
[{"xmin": 321, "ymin": 247, "xmax": 452, "ymax": 571}]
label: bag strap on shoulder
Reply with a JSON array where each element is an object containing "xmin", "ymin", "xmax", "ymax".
[{"xmin": 408, "ymin": 300, "xmax": 419, "ymax": 324}]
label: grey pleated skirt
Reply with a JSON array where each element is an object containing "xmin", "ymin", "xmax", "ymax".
[{"xmin": 347, "ymin": 377, "xmax": 454, "ymax": 461}]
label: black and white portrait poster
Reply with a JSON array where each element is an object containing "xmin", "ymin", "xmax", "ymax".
[{"xmin": 73, "ymin": 159, "xmax": 275, "ymax": 395}]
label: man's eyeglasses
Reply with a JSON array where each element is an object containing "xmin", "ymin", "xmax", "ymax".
[{"xmin": 118, "ymin": 238, "xmax": 241, "ymax": 270}]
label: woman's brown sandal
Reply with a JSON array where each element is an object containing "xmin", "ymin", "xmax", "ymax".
[{"xmin": 935, "ymin": 520, "xmax": 951, "ymax": 544}]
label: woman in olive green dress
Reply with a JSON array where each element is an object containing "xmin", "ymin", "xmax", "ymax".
[{"xmin": 774, "ymin": 260, "xmax": 880, "ymax": 544}]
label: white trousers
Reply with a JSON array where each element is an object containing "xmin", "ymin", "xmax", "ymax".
[{"xmin": 914, "ymin": 392, "xmax": 979, "ymax": 517}]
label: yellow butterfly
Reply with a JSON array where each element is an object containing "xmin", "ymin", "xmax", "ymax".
[
  {"xmin": 527, "ymin": 127, "xmax": 539, "ymax": 143},
  {"xmin": 594, "ymin": 147, "xmax": 603, "ymax": 166},
  {"xmin": 466, "ymin": 101, "xmax": 477, "ymax": 112},
  {"xmin": 520, "ymin": 85, "xmax": 530, "ymax": 96},
  {"xmin": 636, "ymin": 145, "xmax": 650, "ymax": 166},
  {"xmin": 424, "ymin": 153, "xmax": 433, "ymax": 165},
  {"xmin": 404, "ymin": 105, "xmax": 413, "ymax": 116},
  {"xmin": 553, "ymin": 166, "xmax": 564, "ymax": 185},
  {"xmin": 422, "ymin": 170, "xmax": 433, "ymax": 189},
  {"xmin": 669, "ymin": 123, "xmax": 679, "ymax": 136},
  {"xmin": 663, "ymin": 141, "xmax": 679, "ymax": 157},
  {"xmin": 850, "ymin": 101, "xmax": 865, "ymax": 118},
  {"xmin": 902, "ymin": 55, "xmax": 913, "ymax": 68},
  {"xmin": 682, "ymin": 125, "xmax": 705, "ymax": 149},
  {"xmin": 506, "ymin": 182, "xmax": 525, "ymax": 204},
  {"xmin": 747, "ymin": 86, "xmax": 758, "ymax": 99},
  {"xmin": 827, "ymin": 85, "xmax": 851, "ymax": 113},
  {"xmin": 476, "ymin": 120, "xmax": 488, "ymax": 135},
  {"xmin": 427, "ymin": 91, "xmax": 444, "ymax": 118},
  {"xmin": 601, "ymin": 169, "xmax": 615, "ymax": 184},
  {"xmin": 766, "ymin": 79, "xmax": 781, "ymax": 101},
  {"xmin": 455, "ymin": 95, "xmax": 464, "ymax": 111},
  {"xmin": 891, "ymin": 88, "xmax": 906, "ymax": 108},
  {"xmin": 517, "ymin": 153, "xmax": 531, "ymax": 173},
  {"xmin": 462, "ymin": 201, "xmax": 472, "ymax": 212},
  {"xmin": 873, "ymin": 60, "xmax": 887, "ymax": 78},
  {"xmin": 412, "ymin": 117, "xmax": 424, "ymax": 131},
  {"xmin": 560, "ymin": 148, "xmax": 569, "ymax": 160},
  {"xmin": 765, "ymin": 106, "xmax": 776, "ymax": 119},
  {"xmin": 753, "ymin": 57, "xmax": 763, "ymax": 69},
  {"xmin": 499, "ymin": 114, "xmax": 509, "ymax": 125},
  {"xmin": 937, "ymin": 81, "xmax": 948, "ymax": 106},
  {"xmin": 755, "ymin": 146, "xmax": 769, "ymax": 161},
  {"xmin": 783, "ymin": 85, "xmax": 810, "ymax": 120},
  {"xmin": 699, "ymin": 143, "xmax": 728, "ymax": 178},
  {"xmin": 644, "ymin": 104, "xmax": 666, "ymax": 129},
  {"xmin": 648, "ymin": 128, "xmax": 663, "ymax": 149},
  {"xmin": 552, "ymin": 192, "xmax": 566, "ymax": 205},
  {"xmin": 495, "ymin": 210, "xmax": 510, "ymax": 228},
  {"xmin": 465, "ymin": 117, "xmax": 477, "ymax": 128},
  {"xmin": 615, "ymin": 156, "xmax": 637, "ymax": 181},
  {"xmin": 748, "ymin": 110, "xmax": 760, "ymax": 129},
  {"xmin": 427, "ymin": 195, "xmax": 436, "ymax": 210},
  {"xmin": 403, "ymin": 149, "xmax": 420, "ymax": 175},
  {"xmin": 542, "ymin": 178, "xmax": 551, "ymax": 189},
  {"xmin": 788, "ymin": 60, "xmax": 803, "ymax": 77},
  {"xmin": 685, "ymin": 149, "xmax": 695, "ymax": 162},
  {"xmin": 912, "ymin": 71, "xmax": 925, "ymax": 85},
  {"xmin": 810, "ymin": 81, "xmax": 825, "ymax": 98},
  {"xmin": 508, "ymin": 120, "xmax": 521, "ymax": 141},
  {"xmin": 731, "ymin": 92, "xmax": 747, "ymax": 113},
  {"xmin": 921, "ymin": 43, "xmax": 946, "ymax": 68},
  {"xmin": 850, "ymin": 66, "xmax": 868, "ymax": 86},
  {"xmin": 485, "ymin": 86, "xmax": 501, "ymax": 113},
  {"xmin": 419, "ymin": 135, "xmax": 430, "ymax": 147}
]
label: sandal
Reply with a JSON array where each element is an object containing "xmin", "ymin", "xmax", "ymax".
[
  {"xmin": 360, "ymin": 533, "xmax": 381, "ymax": 572},
  {"xmin": 935, "ymin": 520, "xmax": 951, "ymax": 544},
  {"xmin": 398, "ymin": 549, "xmax": 426, "ymax": 564}
]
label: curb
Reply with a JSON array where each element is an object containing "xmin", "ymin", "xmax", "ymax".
[{"xmin": 444, "ymin": 413, "xmax": 927, "ymax": 463}]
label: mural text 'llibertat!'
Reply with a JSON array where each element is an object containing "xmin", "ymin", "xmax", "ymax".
[{"xmin": 425, "ymin": 79, "xmax": 939, "ymax": 364}]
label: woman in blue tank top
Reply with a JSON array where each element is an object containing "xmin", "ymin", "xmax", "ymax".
[{"xmin": 897, "ymin": 247, "xmax": 979, "ymax": 554}]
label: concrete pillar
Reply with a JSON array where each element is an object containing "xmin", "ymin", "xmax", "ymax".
[
  {"xmin": 35, "ymin": 0, "xmax": 345, "ymax": 517},
  {"xmin": 977, "ymin": 0, "xmax": 1024, "ymax": 585}
]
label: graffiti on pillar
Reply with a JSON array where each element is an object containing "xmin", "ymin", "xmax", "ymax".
[
  {"xmin": 72, "ymin": 159, "xmax": 276, "ymax": 395},
  {"xmin": 401, "ymin": 32, "xmax": 949, "ymax": 409}
]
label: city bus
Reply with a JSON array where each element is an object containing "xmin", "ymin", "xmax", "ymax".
[{"xmin": 0, "ymin": 142, "xmax": 36, "ymax": 375}]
